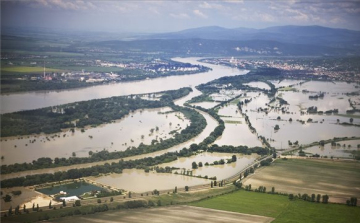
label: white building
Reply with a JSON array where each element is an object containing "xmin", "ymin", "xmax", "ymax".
[{"xmin": 59, "ymin": 196, "xmax": 80, "ymax": 202}]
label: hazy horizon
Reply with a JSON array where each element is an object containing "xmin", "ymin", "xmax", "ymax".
[{"xmin": 2, "ymin": 0, "xmax": 360, "ymax": 33}]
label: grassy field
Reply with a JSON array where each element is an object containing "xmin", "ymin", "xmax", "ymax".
[
  {"xmin": 1, "ymin": 66, "xmax": 63, "ymax": 74},
  {"xmin": 242, "ymin": 159, "xmax": 360, "ymax": 203},
  {"xmin": 192, "ymin": 190, "xmax": 360, "ymax": 223}
]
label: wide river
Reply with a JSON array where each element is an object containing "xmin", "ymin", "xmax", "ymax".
[{"xmin": 0, "ymin": 58, "xmax": 246, "ymax": 114}]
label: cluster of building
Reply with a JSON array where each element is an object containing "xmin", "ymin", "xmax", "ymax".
[
  {"xmin": 204, "ymin": 57, "xmax": 360, "ymax": 82},
  {"xmin": 27, "ymin": 59, "xmax": 206, "ymax": 83},
  {"xmin": 98, "ymin": 59, "xmax": 203, "ymax": 74}
]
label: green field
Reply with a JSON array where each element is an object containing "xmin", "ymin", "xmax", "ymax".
[
  {"xmin": 242, "ymin": 159, "xmax": 360, "ymax": 203},
  {"xmin": 192, "ymin": 190, "xmax": 360, "ymax": 223},
  {"xmin": 1, "ymin": 66, "xmax": 63, "ymax": 74}
]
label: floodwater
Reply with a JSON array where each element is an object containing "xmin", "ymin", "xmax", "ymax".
[
  {"xmin": 270, "ymin": 79, "xmax": 304, "ymax": 88},
  {"xmin": 157, "ymin": 152, "xmax": 258, "ymax": 180},
  {"xmin": 0, "ymin": 108, "xmax": 219, "ymax": 180},
  {"xmin": 0, "ymin": 58, "xmax": 247, "ymax": 114},
  {"xmin": 210, "ymin": 89, "xmax": 243, "ymax": 101},
  {"xmin": 303, "ymin": 140, "xmax": 360, "ymax": 158},
  {"xmin": 190, "ymin": 101, "xmax": 219, "ymax": 109},
  {"xmin": 244, "ymin": 81, "xmax": 271, "ymax": 90},
  {"xmin": 241, "ymin": 81, "xmax": 360, "ymax": 150},
  {"xmin": 87, "ymin": 169, "xmax": 210, "ymax": 193},
  {"xmin": 296, "ymin": 81, "xmax": 360, "ymax": 94},
  {"xmin": 215, "ymin": 103, "xmax": 262, "ymax": 147},
  {"xmin": 0, "ymin": 107, "xmax": 189, "ymax": 165}
]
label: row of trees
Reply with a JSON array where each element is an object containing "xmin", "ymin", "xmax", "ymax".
[{"xmin": 289, "ymin": 193, "xmax": 329, "ymax": 204}]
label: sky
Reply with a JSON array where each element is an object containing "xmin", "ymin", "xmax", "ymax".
[{"xmin": 2, "ymin": 0, "xmax": 360, "ymax": 33}]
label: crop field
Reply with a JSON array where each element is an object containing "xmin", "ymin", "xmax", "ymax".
[
  {"xmin": 242, "ymin": 159, "xmax": 360, "ymax": 203},
  {"xmin": 34, "ymin": 206, "xmax": 274, "ymax": 223},
  {"xmin": 1, "ymin": 66, "xmax": 63, "ymax": 74},
  {"xmin": 192, "ymin": 190, "xmax": 360, "ymax": 223}
]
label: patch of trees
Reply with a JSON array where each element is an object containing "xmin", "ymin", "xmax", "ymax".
[
  {"xmin": 260, "ymin": 158, "xmax": 273, "ymax": 166},
  {"xmin": 207, "ymin": 144, "xmax": 269, "ymax": 156},
  {"xmin": 1, "ymin": 88, "xmax": 192, "ymax": 137},
  {"xmin": 288, "ymin": 193, "xmax": 329, "ymax": 204},
  {"xmin": 309, "ymin": 92, "xmax": 324, "ymax": 99},
  {"xmin": 307, "ymin": 106, "xmax": 317, "ymax": 114},
  {"xmin": 346, "ymin": 197, "xmax": 357, "ymax": 206}
]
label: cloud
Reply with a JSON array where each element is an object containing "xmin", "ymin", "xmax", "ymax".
[
  {"xmin": 32, "ymin": 0, "xmax": 93, "ymax": 10},
  {"xmin": 170, "ymin": 13, "xmax": 190, "ymax": 19},
  {"xmin": 199, "ymin": 1, "xmax": 224, "ymax": 10},
  {"xmin": 224, "ymin": 0, "xmax": 244, "ymax": 4},
  {"xmin": 148, "ymin": 7, "xmax": 160, "ymax": 15},
  {"xmin": 285, "ymin": 8, "xmax": 309, "ymax": 21},
  {"xmin": 193, "ymin": 9, "xmax": 208, "ymax": 18}
]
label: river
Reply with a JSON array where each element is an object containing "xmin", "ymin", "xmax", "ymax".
[{"xmin": 0, "ymin": 58, "xmax": 246, "ymax": 114}]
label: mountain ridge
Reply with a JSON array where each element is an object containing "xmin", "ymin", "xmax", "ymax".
[{"xmin": 138, "ymin": 25, "xmax": 360, "ymax": 50}]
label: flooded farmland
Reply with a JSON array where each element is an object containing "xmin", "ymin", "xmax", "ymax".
[
  {"xmin": 241, "ymin": 81, "xmax": 360, "ymax": 150},
  {"xmin": 303, "ymin": 139, "xmax": 360, "ymax": 158},
  {"xmin": 87, "ymin": 169, "xmax": 210, "ymax": 193},
  {"xmin": 0, "ymin": 107, "xmax": 189, "ymax": 165},
  {"xmin": 158, "ymin": 152, "xmax": 259, "ymax": 179}
]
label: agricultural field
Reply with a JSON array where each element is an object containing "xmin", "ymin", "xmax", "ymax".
[
  {"xmin": 2, "ymin": 205, "xmax": 274, "ymax": 223},
  {"xmin": 192, "ymin": 190, "xmax": 360, "ymax": 223},
  {"xmin": 1, "ymin": 66, "xmax": 63, "ymax": 74},
  {"xmin": 242, "ymin": 158, "xmax": 360, "ymax": 203}
]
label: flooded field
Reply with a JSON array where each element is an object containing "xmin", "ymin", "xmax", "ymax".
[
  {"xmin": 158, "ymin": 152, "xmax": 259, "ymax": 179},
  {"xmin": 215, "ymin": 103, "xmax": 262, "ymax": 147},
  {"xmin": 270, "ymin": 79, "xmax": 304, "ymax": 88},
  {"xmin": 87, "ymin": 169, "xmax": 210, "ymax": 193},
  {"xmin": 0, "ymin": 107, "xmax": 189, "ymax": 165},
  {"xmin": 240, "ymin": 81, "xmax": 360, "ymax": 150},
  {"xmin": 303, "ymin": 140, "xmax": 360, "ymax": 158},
  {"xmin": 210, "ymin": 89, "xmax": 243, "ymax": 102},
  {"xmin": 191, "ymin": 101, "xmax": 219, "ymax": 109},
  {"xmin": 244, "ymin": 81, "xmax": 271, "ymax": 90}
]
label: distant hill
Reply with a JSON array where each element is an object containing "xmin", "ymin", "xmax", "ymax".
[
  {"xmin": 139, "ymin": 25, "xmax": 360, "ymax": 50},
  {"xmin": 89, "ymin": 38, "xmax": 355, "ymax": 57}
]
